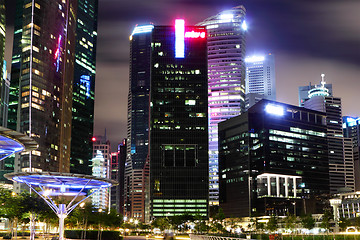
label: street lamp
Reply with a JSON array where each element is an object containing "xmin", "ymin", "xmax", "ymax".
[{"xmin": 329, "ymin": 198, "xmax": 342, "ymax": 233}]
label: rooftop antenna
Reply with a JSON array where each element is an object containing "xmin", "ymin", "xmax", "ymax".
[{"xmin": 321, "ymin": 73, "xmax": 326, "ymax": 87}]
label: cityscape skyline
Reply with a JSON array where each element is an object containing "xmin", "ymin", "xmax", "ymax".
[{"xmin": 4, "ymin": 0, "xmax": 360, "ymax": 149}]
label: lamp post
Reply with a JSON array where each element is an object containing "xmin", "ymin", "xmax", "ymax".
[{"xmin": 329, "ymin": 198, "xmax": 342, "ymax": 233}]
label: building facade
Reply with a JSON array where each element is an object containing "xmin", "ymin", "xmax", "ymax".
[
  {"xmin": 125, "ymin": 24, "xmax": 153, "ymax": 221},
  {"xmin": 245, "ymin": 54, "xmax": 276, "ymax": 106},
  {"xmin": 91, "ymin": 134, "xmax": 111, "ymax": 210},
  {"xmin": 197, "ymin": 6, "xmax": 247, "ymax": 205},
  {"xmin": 149, "ymin": 20, "xmax": 209, "ymax": 218},
  {"xmin": 0, "ymin": 0, "xmax": 6, "ymax": 126},
  {"xmin": 9, "ymin": 0, "xmax": 77, "ymax": 175},
  {"xmin": 343, "ymin": 117, "xmax": 360, "ymax": 191},
  {"xmin": 218, "ymin": 100, "xmax": 329, "ymax": 217},
  {"xmin": 303, "ymin": 76, "xmax": 351, "ymax": 193},
  {"xmin": 70, "ymin": 0, "xmax": 98, "ymax": 175}
]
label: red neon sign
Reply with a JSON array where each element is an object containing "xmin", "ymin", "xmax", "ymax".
[{"xmin": 185, "ymin": 31, "xmax": 206, "ymax": 39}]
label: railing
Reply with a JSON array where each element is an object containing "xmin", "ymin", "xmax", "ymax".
[{"xmin": 189, "ymin": 234, "xmax": 246, "ymax": 240}]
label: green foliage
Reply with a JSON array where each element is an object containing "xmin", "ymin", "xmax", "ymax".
[
  {"xmin": 266, "ymin": 216, "xmax": 278, "ymax": 232},
  {"xmin": 320, "ymin": 209, "xmax": 333, "ymax": 231},
  {"xmin": 151, "ymin": 217, "xmax": 170, "ymax": 231},
  {"xmin": 300, "ymin": 214, "xmax": 315, "ymax": 230},
  {"xmin": 283, "ymin": 214, "xmax": 297, "ymax": 231},
  {"xmin": 338, "ymin": 217, "xmax": 350, "ymax": 231},
  {"xmin": 214, "ymin": 208, "xmax": 225, "ymax": 221},
  {"xmin": 194, "ymin": 220, "xmax": 209, "ymax": 234}
]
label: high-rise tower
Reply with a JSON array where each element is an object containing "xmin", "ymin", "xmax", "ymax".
[
  {"xmin": 197, "ymin": 6, "xmax": 247, "ymax": 205},
  {"xmin": 9, "ymin": 0, "xmax": 77, "ymax": 173},
  {"xmin": 70, "ymin": 0, "xmax": 98, "ymax": 175},
  {"xmin": 149, "ymin": 20, "xmax": 209, "ymax": 218},
  {"xmin": 0, "ymin": 1, "xmax": 6, "ymax": 126},
  {"xmin": 303, "ymin": 74, "xmax": 352, "ymax": 193},
  {"xmin": 125, "ymin": 24, "xmax": 153, "ymax": 221},
  {"xmin": 245, "ymin": 53, "xmax": 276, "ymax": 109}
]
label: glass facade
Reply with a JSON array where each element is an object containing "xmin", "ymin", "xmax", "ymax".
[
  {"xmin": 125, "ymin": 25, "xmax": 153, "ymax": 221},
  {"xmin": 70, "ymin": 0, "xmax": 98, "ymax": 175},
  {"xmin": 150, "ymin": 24, "xmax": 209, "ymax": 217},
  {"xmin": 197, "ymin": 6, "xmax": 247, "ymax": 205},
  {"xmin": 218, "ymin": 100, "xmax": 329, "ymax": 217},
  {"xmin": 9, "ymin": 0, "xmax": 77, "ymax": 174}
]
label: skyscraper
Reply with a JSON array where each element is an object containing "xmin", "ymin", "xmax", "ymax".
[
  {"xmin": 70, "ymin": 0, "xmax": 98, "ymax": 175},
  {"xmin": 0, "ymin": 1, "xmax": 6, "ymax": 126},
  {"xmin": 9, "ymin": 0, "xmax": 77, "ymax": 174},
  {"xmin": 125, "ymin": 24, "xmax": 153, "ymax": 221},
  {"xmin": 343, "ymin": 117, "xmax": 360, "ymax": 190},
  {"xmin": 0, "ymin": 0, "xmax": 4, "ymax": 86},
  {"xmin": 197, "ymin": 6, "xmax": 247, "ymax": 205},
  {"xmin": 219, "ymin": 100, "xmax": 329, "ymax": 217},
  {"xmin": 245, "ymin": 53, "xmax": 276, "ymax": 109},
  {"xmin": 91, "ymin": 134, "xmax": 111, "ymax": 210},
  {"xmin": 303, "ymin": 75, "xmax": 351, "ymax": 193},
  {"xmin": 149, "ymin": 20, "xmax": 209, "ymax": 218}
]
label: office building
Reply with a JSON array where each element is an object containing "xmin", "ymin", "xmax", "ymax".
[
  {"xmin": 91, "ymin": 134, "xmax": 111, "ymax": 210},
  {"xmin": 9, "ymin": 0, "xmax": 77, "ymax": 174},
  {"xmin": 149, "ymin": 20, "xmax": 209, "ymax": 218},
  {"xmin": 218, "ymin": 100, "xmax": 329, "ymax": 217},
  {"xmin": 70, "ymin": 0, "xmax": 98, "ymax": 175},
  {"xmin": 118, "ymin": 139, "xmax": 126, "ymax": 214},
  {"xmin": 197, "ymin": 6, "xmax": 247, "ymax": 205},
  {"xmin": 0, "ymin": 62, "xmax": 9, "ymax": 127},
  {"xmin": 110, "ymin": 139, "xmax": 126, "ymax": 213},
  {"xmin": 343, "ymin": 117, "xmax": 360, "ymax": 190},
  {"xmin": 245, "ymin": 54, "xmax": 276, "ymax": 109},
  {"xmin": 304, "ymin": 75, "xmax": 350, "ymax": 193},
  {"xmin": 110, "ymin": 151, "xmax": 119, "ymax": 211},
  {"xmin": 125, "ymin": 24, "xmax": 153, "ymax": 221},
  {"xmin": 0, "ymin": 0, "xmax": 4, "ymax": 99},
  {"xmin": 91, "ymin": 150, "xmax": 110, "ymax": 210}
]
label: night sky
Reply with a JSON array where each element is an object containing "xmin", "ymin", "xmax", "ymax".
[{"xmin": 4, "ymin": 0, "xmax": 360, "ymax": 150}]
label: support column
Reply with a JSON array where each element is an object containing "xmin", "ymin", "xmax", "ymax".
[
  {"xmin": 267, "ymin": 176, "xmax": 271, "ymax": 196},
  {"xmin": 58, "ymin": 204, "xmax": 67, "ymax": 240},
  {"xmin": 293, "ymin": 178, "xmax": 296, "ymax": 198},
  {"xmin": 276, "ymin": 176, "xmax": 280, "ymax": 197},
  {"xmin": 285, "ymin": 177, "xmax": 288, "ymax": 197}
]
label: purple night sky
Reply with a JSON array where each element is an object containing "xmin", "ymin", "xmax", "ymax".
[{"xmin": 4, "ymin": 0, "xmax": 360, "ymax": 150}]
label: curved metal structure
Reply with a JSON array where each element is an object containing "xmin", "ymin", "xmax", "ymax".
[
  {"xmin": 5, "ymin": 172, "xmax": 117, "ymax": 240},
  {"xmin": 0, "ymin": 126, "xmax": 38, "ymax": 161}
]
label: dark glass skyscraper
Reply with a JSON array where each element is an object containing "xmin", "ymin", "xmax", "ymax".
[
  {"xmin": 125, "ymin": 24, "xmax": 153, "ymax": 221},
  {"xmin": 150, "ymin": 20, "xmax": 209, "ymax": 218},
  {"xmin": 9, "ymin": 0, "xmax": 77, "ymax": 174},
  {"xmin": 0, "ymin": 0, "xmax": 8, "ymax": 129},
  {"xmin": 0, "ymin": 0, "xmax": 4, "ymax": 84},
  {"xmin": 70, "ymin": 0, "xmax": 98, "ymax": 174},
  {"xmin": 219, "ymin": 100, "xmax": 329, "ymax": 217}
]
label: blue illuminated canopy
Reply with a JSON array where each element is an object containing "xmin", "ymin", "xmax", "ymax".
[
  {"xmin": 5, "ymin": 172, "xmax": 117, "ymax": 189},
  {"xmin": 0, "ymin": 126, "xmax": 38, "ymax": 161}
]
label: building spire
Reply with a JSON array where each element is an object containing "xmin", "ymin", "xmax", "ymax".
[{"xmin": 321, "ymin": 73, "xmax": 326, "ymax": 87}]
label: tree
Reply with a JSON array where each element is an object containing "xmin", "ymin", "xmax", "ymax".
[
  {"xmin": 0, "ymin": 189, "xmax": 26, "ymax": 239},
  {"xmin": 284, "ymin": 214, "xmax": 297, "ymax": 232},
  {"xmin": 320, "ymin": 209, "xmax": 333, "ymax": 232},
  {"xmin": 339, "ymin": 217, "xmax": 350, "ymax": 231},
  {"xmin": 266, "ymin": 216, "xmax": 278, "ymax": 233},
  {"xmin": 300, "ymin": 214, "xmax": 315, "ymax": 230},
  {"xmin": 151, "ymin": 217, "xmax": 170, "ymax": 231}
]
